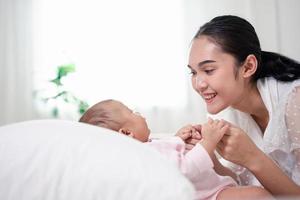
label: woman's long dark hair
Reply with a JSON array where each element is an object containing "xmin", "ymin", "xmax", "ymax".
[{"xmin": 194, "ymin": 15, "xmax": 300, "ymax": 82}]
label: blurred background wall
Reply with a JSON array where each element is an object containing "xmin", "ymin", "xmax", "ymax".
[{"xmin": 0, "ymin": 0, "xmax": 299, "ymax": 133}]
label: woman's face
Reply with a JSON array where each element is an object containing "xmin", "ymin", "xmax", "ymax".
[{"xmin": 188, "ymin": 36, "xmax": 246, "ymax": 114}]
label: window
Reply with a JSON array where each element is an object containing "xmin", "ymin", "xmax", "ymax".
[
  {"xmin": 33, "ymin": 0, "xmax": 206, "ymax": 133},
  {"xmin": 34, "ymin": 0, "xmax": 186, "ymax": 108}
]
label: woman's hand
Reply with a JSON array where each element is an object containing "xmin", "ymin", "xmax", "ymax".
[
  {"xmin": 218, "ymin": 121, "xmax": 300, "ymax": 196},
  {"xmin": 216, "ymin": 122, "xmax": 263, "ymax": 169}
]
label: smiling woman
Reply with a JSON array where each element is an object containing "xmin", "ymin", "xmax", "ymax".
[
  {"xmin": 188, "ymin": 36, "xmax": 245, "ymax": 114},
  {"xmin": 187, "ymin": 15, "xmax": 300, "ymax": 198}
]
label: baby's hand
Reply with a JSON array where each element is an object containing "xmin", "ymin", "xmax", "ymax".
[
  {"xmin": 200, "ymin": 118, "xmax": 229, "ymax": 154},
  {"xmin": 176, "ymin": 124, "xmax": 202, "ymax": 152}
]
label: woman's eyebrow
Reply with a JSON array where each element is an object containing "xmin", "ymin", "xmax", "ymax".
[{"xmin": 187, "ymin": 60, "xmax": 216, "ymax": 69}]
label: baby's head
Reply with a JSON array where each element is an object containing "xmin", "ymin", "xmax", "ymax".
[{"xmin": 79, "ymin": 99, "xmax": 150, "ymax": 142}]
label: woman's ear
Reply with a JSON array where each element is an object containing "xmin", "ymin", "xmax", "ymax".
[
  {"xmin": 241, "ymin": 54, "xmax": 257, "ymax": 78},
  {"xmin": 118, "ymin": 128, "xmax": 135, "ymax": 138}
]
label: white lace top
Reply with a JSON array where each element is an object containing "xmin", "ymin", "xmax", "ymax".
[{"xmin": 217, "ymin": 77, "xmax": 300, "ymax": 186}]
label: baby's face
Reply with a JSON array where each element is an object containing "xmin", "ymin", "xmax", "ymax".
[{"xmin": 114, "ymin": 101, "xmax": 151, "ymax": 142}]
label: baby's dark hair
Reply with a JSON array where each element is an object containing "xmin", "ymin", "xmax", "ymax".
[{"xmin": 79, "ymin": 99, "xmax": 124, "ymax": 131}]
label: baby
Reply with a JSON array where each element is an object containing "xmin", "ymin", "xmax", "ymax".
[{"xmin": 79, "ymin": 99, "xmax": 273, "ymax": 200}]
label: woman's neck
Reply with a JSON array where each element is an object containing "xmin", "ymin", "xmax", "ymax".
[{"xmin": 232, "ymin": 84, "xmax": 269, "ymax": 133}]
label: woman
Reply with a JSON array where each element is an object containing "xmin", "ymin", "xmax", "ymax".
[{"xmin": 188, "ymin": 15, "xmax": 300, "ymax": 196}]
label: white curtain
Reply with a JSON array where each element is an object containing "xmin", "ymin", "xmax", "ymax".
[
  {"xmin": 1, "ymin": 0, "xmax": 300, "ymax": 133},
  {"xmin": 0, "ymin": 0, "xmax": 34, "ymax": 125},
  {"xmin": 32, "ymin": 0, "xmax": 206, "ymax": 133}
]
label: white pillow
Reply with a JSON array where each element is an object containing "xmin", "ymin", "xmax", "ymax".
[{"xmin": 0, "ymin": 120, "xmax": 194, "ymax": 200}]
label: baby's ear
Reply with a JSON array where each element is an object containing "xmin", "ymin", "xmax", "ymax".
[{"xmin": 118, "ymin": 128, "xmax": 135, "ymax": 138}]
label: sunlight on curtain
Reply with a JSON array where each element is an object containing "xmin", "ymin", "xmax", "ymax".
[
  {"xmin": 33, "ymin": 0, "xmax": 199, "ymax": 132},
  {"xmin": 35, "ymin": 0, "xmax": 186, "ymax": 106},
  {"xmin": 0, "ymin": 0, "xmax": 34, "ymax": 125}
]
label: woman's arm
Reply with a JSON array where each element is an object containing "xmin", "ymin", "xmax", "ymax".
[
  {"xmin": 210, "ymin": 153, "xmax": 239, "ymax": 182},
  {"xmin": 253, "ymin": 85, "xmax": 300, "ymax": 195},
  {"xmin": 249, "ymin": 149, "xmax": 300, "ymax": 196},
  {"xmin": 217, "ymin": 125, "xmax": 300, "ymax": 196}
]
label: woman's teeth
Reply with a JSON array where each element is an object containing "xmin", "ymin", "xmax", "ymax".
[{"xmin": 204, "ymin": 93, "xmax": 217, "ymax": 100}]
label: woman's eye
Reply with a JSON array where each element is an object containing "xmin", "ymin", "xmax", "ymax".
[
  {"xmin": 204, "ymin": 69, "xmax": 215, "ymax": 74},
  {"xmin": 189, "ymin": 71, "xmax": 196, "ymax": 76}
]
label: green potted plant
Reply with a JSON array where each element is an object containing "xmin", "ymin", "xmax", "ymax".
[{"xmin": 38, "ymin": 63, "xmax": 89, "ymax": 118}]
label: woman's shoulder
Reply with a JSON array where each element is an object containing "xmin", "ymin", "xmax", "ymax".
[
  {"xmin": 257, "ymin": 77, "xmax": 300, "ymax": 105},
  {"xmin": 259, "ymin": 78, "xmax": 300, "ymax": 154},
  {"xmin": 257, "ymin": 77, "xmax": 300, "ymax": 91}
]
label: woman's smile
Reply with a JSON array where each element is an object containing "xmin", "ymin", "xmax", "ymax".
[{"xmin": 202, "ymin": 92, "xmax": 217, "ymax": 103}]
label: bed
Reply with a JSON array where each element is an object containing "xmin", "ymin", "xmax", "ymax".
[{"xmin": 0, "ymin": 119, "xmax": 194, "ymax": 200}]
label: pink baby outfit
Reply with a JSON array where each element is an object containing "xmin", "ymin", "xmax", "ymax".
[{"xmin": 147, "ymin": 137, "xmax": 236, "ymax": 200}]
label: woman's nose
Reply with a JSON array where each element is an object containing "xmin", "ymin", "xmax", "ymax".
[{"xmin": 195, "ymin": 76, "xmax": 208, "ymax": 91}]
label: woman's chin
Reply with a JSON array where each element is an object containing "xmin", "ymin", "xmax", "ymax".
[
  {"xmin": 206, "ymin": 105, "xmax": 226, "ymax": 115},
  {"xmin": 207, "ymin": 109, "xmax": 218, "ymax": 115}
]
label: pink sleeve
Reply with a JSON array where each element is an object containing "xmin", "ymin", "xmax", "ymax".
[
  {"xmin": 185, "ymin": 144, "xmax": 237, "ymax": 200},
  {"xmin": 147, "ymin": 137, "xmax": 213, "ymax": 180},
  {"xmin": 147, "ymin": 138, "xmax": 237, "ymax": 200},
  {"xmin": 183, "ymin": 144, "xmax": 214, "ymax": 180}
]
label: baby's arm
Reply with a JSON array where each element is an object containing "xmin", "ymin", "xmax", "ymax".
[{"xmin": 199, "ymin": 118, "xmax": 229, "ymax": 159}]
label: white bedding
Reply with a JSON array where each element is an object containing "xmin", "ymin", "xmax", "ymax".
[{"xmin": 0, "ymin": 120, "xmax": 194, "ymax": 200}]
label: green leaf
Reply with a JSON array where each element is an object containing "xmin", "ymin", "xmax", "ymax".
[
  {"xmin": 53, "ymin": 91, "xmax": 67, "ymax": 99},
  {"xmin": 41, "ymin": 63, "xmax": 89, "ymax": 118},
  {"xmin": 57, "ymin": 64, "xmax": 76, "ymax": 79},
  {"xmin": 52, "ymin": 107, "xmax": 59, "ymax": 117},
  {"xmin": 50, "ymin": 78, "xmax": 62, "ymax": 86},
  {"xmin": 78, "ymin": 101, "xmax": 89, "ymax": 114}
]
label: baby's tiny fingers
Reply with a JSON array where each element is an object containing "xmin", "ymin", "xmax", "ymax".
[
  {"xmin": 193, "ymin": 124, "xmax": 202, "ymax": 132},
  {"xmin": 186, "ymin": 138, "xmax": 201, "ymax": 145},
  {"xmin": 185, "ymin": 144, "xmax": 195, "ymax": 151},
  {"xmin": 192, "ymin": 131, "xmax": 202, "ymax": 140},
  {"xmin": 182, "ymin": 131, "xmax": 192, "ymax": 139},
  {"xmin": 207, "ymin": 117, "xmax": 214, "ymax": 124},
  {"xmin": 216, "ymin": 120, "xmax": 225, "ymax": 128}
]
